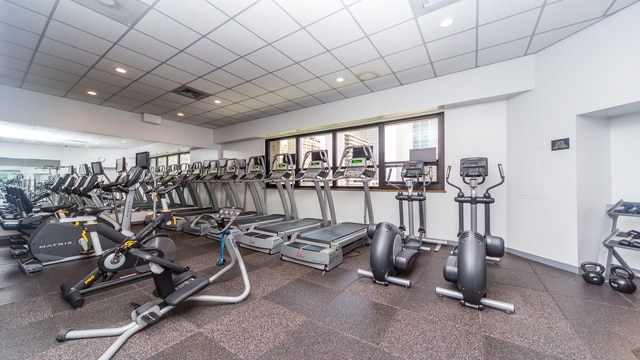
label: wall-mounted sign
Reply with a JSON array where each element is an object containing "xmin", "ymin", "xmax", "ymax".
[{"xmin": 551, "ymin": 138, "xmax": 570, "ymax": 151}]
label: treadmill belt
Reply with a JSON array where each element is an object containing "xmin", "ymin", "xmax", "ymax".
[
  {"xmin": 256, "ymin": 218, "xmax": 322, "ymax": 232},
  {"xmin": 300, "ymin": 222, "xmax": 365, "ymax": 243}
]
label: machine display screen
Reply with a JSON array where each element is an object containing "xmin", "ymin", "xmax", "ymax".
[
  {"xmin": 309, "ymin": 161, "xmax": 321, "ymax": 168},
  {"xmin": 277, "ymin": 163, "xmax": 287, "ymax": 169},
  {"xmin": 350, "ymin": 159, "xmax": 364, "ymax": 165}
]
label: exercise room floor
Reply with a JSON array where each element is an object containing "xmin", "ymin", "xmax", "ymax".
[{"xmin": 1, "ymin": 229, "xmax": 639, "ymax": 360}]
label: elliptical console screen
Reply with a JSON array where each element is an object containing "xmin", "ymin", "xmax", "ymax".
[
  {"xmin": 91, "ymin": 161, "xmax": 104, "ymax": 175},
  {"xmin": 460, "ymin": 157, "xmax": 488, "ymax": 177}
]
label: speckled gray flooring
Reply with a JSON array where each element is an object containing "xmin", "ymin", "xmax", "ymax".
[{"xmin": 1, "ymin": 228, "xmax": 639, "ymax": 360}]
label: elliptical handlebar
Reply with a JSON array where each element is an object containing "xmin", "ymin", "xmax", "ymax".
[
  {"xmin": 207, "ymin": 207, "xmax": 243, "ymax": 236},
  {"xmin": 484, "ymin": 164, "xmax": 505, "ymax": 198},
  {"xmin": 447, "ymin": 161, "xmax": 504, "ymax": 202}
]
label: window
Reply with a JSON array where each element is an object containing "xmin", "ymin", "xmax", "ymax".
[{"xmin": 264, "ymin": 112, "xmax": 444, "ymax": 190}]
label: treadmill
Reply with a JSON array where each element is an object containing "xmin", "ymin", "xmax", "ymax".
[
  {"xmin": 279, "ymin": 146, "xmax": 376, "ymax": 271},
  {"xmin": 229, "ymin": 156, "xmax": 290, "ymax": 232},
  {"xmin": 235, "ymin": 151, "xmax": 330, "ymax": 254}
]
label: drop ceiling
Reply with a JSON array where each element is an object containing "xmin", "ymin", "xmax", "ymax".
[{"xmin": 1, "ymin": 0, "xmax": 637, "ymax": 132}]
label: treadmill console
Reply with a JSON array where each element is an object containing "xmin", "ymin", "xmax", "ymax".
[
  {"xmin": 242, "ymin": 164, "xmax": 264, "ymax": 181},
  {"xmin": 267, "ymin": 163, "xmax": 292, "ymax": 180},
  {"xmin": 298, "ymin": 160, "xmax": 329, "ymax": 180},
  {"xmin": 460, "ymin": 157, "xmax": 488, "ymax": 178},
  {"xmin": 343, "ymin": 158, "xmax": 366, "ymax": 178}
]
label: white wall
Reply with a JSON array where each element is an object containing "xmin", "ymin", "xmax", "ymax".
[
  {"xmin": 507, "ymin": 3, "xmax": 640, "ymax": 268},
  {"xmin": 0, "ymin": 85, "xmax": 216, "ymax": 149}
]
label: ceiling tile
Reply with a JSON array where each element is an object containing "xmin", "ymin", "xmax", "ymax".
[
  {"xmin": 296, "ymin": 78, "xmax": 332, "ymax": 94},
  {"xmin": 187, "ymin": 78, "xmax": 226, "ymax": 95},
  {"xmin": 223, "ymin": 58, "xmax": 268, "ymax": 82},
  {"xmin": 223, "ymin": 103, "xmax": 253, "ymax": 113},
  {"xmin": 0, "ymin": 40, "xmax": 34, "ymax": 62},
  {"xmin": 370, "ymin": 20, "xmax": 423, "ymax": 56},
  {"xmin": 237, "ymin": 98, "xmax": 269, "ymax": 110},
  {"xmin": 185, "ymin": 37, "xmax": 237, "ymax": 67},
  {"xmin": 275, "ymin": 0, "xmax": 343, "ymax": 26},
  {"xmin": 94, "ymin": 58, "xmax": 145, "ymax": 81},
  {"xmin": 478, "ymin": 8, "xmax": 540, "ymax": 49},
  {"xmin": 85, "ymin": 68, "xmax": 133, "ymax": 88},
  {"xmin": 0, "ymin": 1, "xmax": 48, "ymax": 33},
  {"xmin": 306, "ymin": 9, "xmax": 365, "ymax": 50},
  {"xmin": 273, "ymin": 64, "xmax": 315, "ymax": 84},
  {"xmin": 236, "ymin": 0, "xmax": 300, "ymax": 43},
  {"xmin": 8, "ymin": 0, "xmax": 56, "ymax": 16},
  {"xmin": 45, "ymin": 20, "xmax": 112, "ymax": 56},
  {"xmin": 478, "ymin": 38, "xmax": 529, "ymax": 66},
  {"xmin": 332, "ymin": 38, "xmax": 380, "ymax": 67},
  {"xmin": 232, "ymin": 82, "xmax": 269, "ymax": 97},
  {"xmin": 427, "ymin": 29, "xmax": 476, "ymax": 62},
  {"xmin": 135, "ymin": 9, "xmax": 201, "ymax": 50},
  {"xmin": 395, "ymin": 64, "xmax": 435, "ymax": 85},
  {"xmin": 105, "ymin": 45, "xmax": 161, "ymax": 72},
  {"xmin": 272, "ymin": 30, "xmax": 325, "ymax": 62},
  {"xmin": 608, "ymin": 0, "xmax": 639, "ymax": 14},
  {"xmin": 207, "ymin": 20, "xmax": 266, "ymax": 56},
  {"xmin": 53, "ymin": 0, "xmax": 128, "ymax": 41},
  {"xmin": 314, "ymin": 89, "xmax": 345, "ymax": 103},
  {"xmin": 0, "ymin": 23, "xmax": 40, "ymax": 49},
  {"xmin": 38, "ymin": 38, "xmax": 100, "ymax": 67},
  {"xmin": 28, "ymin": 63, "xmax": 80, "ymax": 84},
  {"xmin": 478, "ymin": 0, "xmax": 544, "ymax": 25},
  {"xmin": 292, "ymin": 95, "xmax": 322, "ymax": 107},
  {"xmin": 160, "ymin": 92, "xmax": 197, "ymax": 105},
  {"xmin": 528, "ymin": 19, "xmax": 598, "ymax": 54},
  {"xmin": 119, "ymin": 30, "xmax": 179, "ymax": 62},
  {"xmin": 274, "ymin": 85, "xmax": 307, "ymax": 100},
  {"xmin": 251, "ymin": 73, "xmax": 290, "ymax": 91},
  {"xmin": 254, "ymin": 92, "xmax": 288, "ymax": 105},
  {"xmin": 363, "ymin": 73, "xmax": 400, "ymax": 91},
  {"xmin": 275, "ymin": 101, "xmax": 303, "ymax": 112},
  {"xmin": 384, "ymin": 45, "xmax": 430, "ymax": 72},
  {"xmin": 204, "ymin": 69, "xmax": 245, "ymax": 88},
  {"xmin": 137, "ymin": 72, "xmax": 181, "ymax": 90},
  {"xmin": 116, "ymin": 88, "xmax": 157, "ymax": 102},
  {"xmin": 432, "ymin": 52, "xmax": 476, "ymax": 76},
  {"xmin": 300, "ymin": 52, "xmax": 344, "ymax": 77},
  {"xmin": 417, "ymin": 0, "xmax": 477, "ymax": 42},
  {"xmin": 124, "ymin": 81, "xmax": 167, "ymax": 98},
  {"xmin": 336, "ymin": 82, "xmax": 371, "ymax": 97},
  {"xmin": 207, "ymin": 0, "xmax": 258, "ymax": 17},
  {"xmin": 155, "ymin": 0, "xmax": 228, "ymax": 35},
  {"xmin": 245, "ymin": 46, "xmax": 294, "ymax": 72},
  {"xmin": 33, "ymin": 52, "xmax": 89, "ymax": 75},
  {"xmin": 167, "ymin": 52, "xmax": 216, "ymax": 77},
  {"xmin": 0, "ymin": 69, "xmax": 25, "ymax": 85},
  {"xmin": 0, "ymin": 55, "xmax": 28, "ymax": 72},
  {"xmin": 76, "ymin": 77, "xmax": 120, "ymax": 95},
  {"xmin": 537, "ymin": 0, "xmax": 612, "ymax": 33},
  {"xmin": 350, "ymin": 58, "xmax": 392, "ymax": 79},
  {"xmin": 105, "ymin": 95, "xmax": 147, "ymax": 108},
  {"xmin": 152, "ymin": 64, "xmax": 198, "ymax": 84},
  {"xmin": 216, "ymin": 88, "xmax": 250, "ymax": 102},
  {"xmin": 349, "ymin": 0, "xmax": 413, "ymax": 34},
  {"xmin": 24, "ymin": 73, "xmax": 73, "ymax": 92}
]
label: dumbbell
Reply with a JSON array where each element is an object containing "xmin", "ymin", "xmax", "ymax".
[
  {"xmin": 618, "ymin": 230, "xmax": 640, "ymax": 248},
  {"xmin": 609, "ymin": 266, "xmax": 637, "ymax": 294},
  {"xmin": 580, "ymin": 262, "xmax": 605, "ymax": 285}
]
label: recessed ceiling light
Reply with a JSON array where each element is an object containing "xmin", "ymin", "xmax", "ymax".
[
  {"xmin": 98, "ymin": 0, "xmax": 116, "ymax": 5},
  {"xmin": 121, "ymin": 140, "xmax": 127, "ymax": 143},
  {"xmin": 357, "ymin": 71, "xmax": 379, "ymax": 81},
  {"xmin": 336, "ymin": 77, "xmax": 345, "ymax": 83},
  {"xmin": 214, "ymin": 99, "xmax": 222, "ymax": 104},
  {"xmin": 87, "ymin": 90, "xmax": 97, "ymax": 96},
  {"xmin": 115, "ymin": 67, "xmax": 127, "ymax": 74},
  {"xmin": 177, "ymin": 112, "xmax": 184, "ymax": 117},
  {"xmin": 440, "ymin": 17, "xmax": 454, "ymax": 27}
]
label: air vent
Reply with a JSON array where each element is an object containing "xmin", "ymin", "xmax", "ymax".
[{"xmin": 172, "ymin": 86, "xmax": 211, "ymax": 101}]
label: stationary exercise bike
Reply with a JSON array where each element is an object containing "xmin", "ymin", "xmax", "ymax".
[
  {"xmin": 357, "ymin": 159, "xmax": 432, "ymax": 288},
  {"xmin": 435, "ymin": 157, "xmax": 514, "ymax": 313},
  {"xmin": 57, "ymin": 207, "xmax": 251, "ymax": 360}
]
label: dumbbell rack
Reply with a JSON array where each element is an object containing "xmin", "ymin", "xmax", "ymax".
[{"xmin": 602, "ymin": 199, "xmax": 640, "ymax": 277}]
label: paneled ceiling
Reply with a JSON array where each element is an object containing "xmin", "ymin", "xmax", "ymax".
[{"xmin": 1, "ymin": 0, "xmax": 637, "ymax": 132}]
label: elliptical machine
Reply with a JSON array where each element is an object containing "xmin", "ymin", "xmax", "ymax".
[
  {"xmin": 435, "ymin": 157, "xmax": 514, "ymax": 313},
  {"xmin": 357, "ymin": 159, "xmax": 432, "ymax": 288}
]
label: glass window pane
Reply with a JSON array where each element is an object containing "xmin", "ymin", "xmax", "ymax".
[
  {"xmin": 384, "ymin": 117, "xmax": 439, "ymax": 182},
  {"xmin": 167, "ymin": 154, "xmax": 179, "ymax": 166},
  {"xmin": 180, "ymin": 152, "xmax": 190, "ymax": 165},
  {"xmin": 267, "ymin": 137, "xmax": 296, "ymax": 167},
  {"xmin": 298, "ymin": 133, "xmax": 332, "ymax": 186},
  {"xmin": 336, "ymin": 126, "xmax": 379, "ymax": 187}
]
